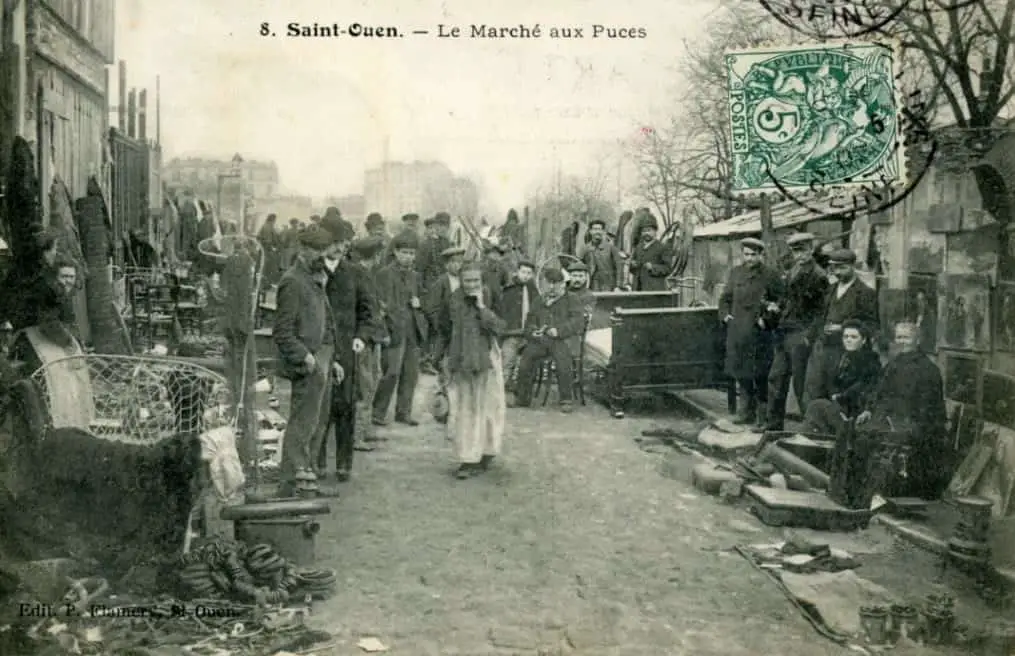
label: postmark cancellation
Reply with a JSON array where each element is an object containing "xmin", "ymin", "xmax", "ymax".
[{"xmin": 726, "ymin": 40, "xmax": 906, "ymax": 197}]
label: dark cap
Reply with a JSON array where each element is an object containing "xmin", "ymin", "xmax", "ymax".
[
  {"xmin": 391, "ymin": 229, "xmax": 419, "ymax": 250},
  {"xmin": 517, "ymin": 259, "xmax": 535, "ymax": 270},
  {"xmin": 640, "ymin": 217, "xmax": 659, "ymax": 231},
  {"xmin": 828, "ymin": 248, "xmax": 857, "ymax": 264},
  {"xmin": 440, "ymin": 246, "xmax": 466, "ymax": 259},
  {"xmin": 786, "ymin": 232, "xmax": 815, "ymax": 247},
  {"xmin": 297, "ymin": 226, "xmax": 335, "ymax": 251},
  {"xmin": 365, "ymin": 212, "xmax": 384, "ymax": 228},
  {"xmin": 741, "ymin": 237, "xmax": 765, "ymax": 253},
  {"xmin": 352, "ymin": 236, "xmax": 385, "ymax": 258},
  {"xmin": 322, "ymin": 206, "xmax": 342, "ymax": 222},
  {"xmin": 423, "ymin": 216, "xmax": 436, "ymax": 227},
  {"xmin": 401, "ymin": 213, "xmax": 419, "ymax": 223},
  {"xmin": 567, "ymin": 261, "xmax": 588, "ymax": 272},
  {"xmin": 588, "ymin": 219, "xmax": 606, "ymax": 229},
  {"xmin": 434, "ymin": 212, "xmax": 451, "ymax": 225},
  {"xmin": 543, "ymin": 267, "xmax": 565, "ymax": 283}
]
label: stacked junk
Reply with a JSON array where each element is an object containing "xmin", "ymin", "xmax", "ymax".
[{"xmin": 641, "ymin": 422, "xmax": 1015, "ymax": 653}]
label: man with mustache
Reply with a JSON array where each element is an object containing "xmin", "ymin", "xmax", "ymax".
[
  {"xmin": 579, "ymin": 219, "xmax": 623, "ymax": 292},
  {"xmin": 273, "ymin": 227, "xmax": 343, "ymax": 498},
  {"xmin": 628, "ymin": 213, "xmax": 672, "ymax": 292},
  {"xmin": 719, "ymin": 237, "xmax": 784, "ymax": 428}
]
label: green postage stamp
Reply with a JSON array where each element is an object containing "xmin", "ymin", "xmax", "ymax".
[{"xmin": 726, "ymin": 41, "xmax": 904, "ymax": 194}]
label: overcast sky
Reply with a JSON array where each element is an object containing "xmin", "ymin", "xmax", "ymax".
[{"xmin": 116, "ymin": 0, "xmax": 718, "ymax": 215}]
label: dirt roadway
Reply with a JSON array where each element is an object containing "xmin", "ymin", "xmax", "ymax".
[
  {"xmin": 290, "ymin": 379, "xmax": 845, "ymax": 656},
  {"xmin": 295, "ymin": 378, "xmax": 997, "ymax": 656}
]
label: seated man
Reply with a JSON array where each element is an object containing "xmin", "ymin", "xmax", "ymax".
[
  {"xmin": 564, "ymin": 261, "xmax": 595, "ymax": 360},
  {"xmin": 803, "ymin": 319, "xmax": 882, "ymax": 436},
  {"xmin": 854, "ymin": 321, "xmax": 949, "ymax": 500},
  {"xmin": 513, "ymin": 268, "xmax": 584, "ymax": 413}
]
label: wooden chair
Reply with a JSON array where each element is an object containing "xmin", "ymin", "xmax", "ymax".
[{"xmin": 532, "ymin": 312, "xmax": 593, "ymax": 406}]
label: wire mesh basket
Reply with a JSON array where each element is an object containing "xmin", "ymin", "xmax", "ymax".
[{"xmin": 29, "ymin": 354, "xmax": 233, "ymax": 445}]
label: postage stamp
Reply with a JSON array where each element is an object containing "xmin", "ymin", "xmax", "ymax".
[{"xmin": 726, "ymin": 40, "xmax": 905, "ymax": 195}]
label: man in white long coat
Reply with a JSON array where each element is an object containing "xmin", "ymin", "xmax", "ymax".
[{"xmin": 435, "ymin": 262, "xmax": 507, "ymax": 479}]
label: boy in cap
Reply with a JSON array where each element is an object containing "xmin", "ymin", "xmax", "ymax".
[
  {"xmin": 273, "ymin": 226, "xmax": 342, "ymax": 497},
  {"xmin": 425, "ymin": 246, "xmax": 467, "ymax": 348},
  {"xmin": 499, "ymin": 259, "xmax": 540, "ymax": 403},
  {"xmin": 764, "ymin": 232, "xmax": 828, "ymax": 430},
  {"xmin": 417, "ymin": 212, "xmax": 454, "ymax": 374},
  {"xmin": 802, "ymin": 248, "xmax": 879, "ymax": 404},
  {"xmin": 373, "ymin": 229, "xmax": 427, "ymax": 426},
  {"xmin": 579, "ymin": 219, "xmax": 624, "ymax": 291},
  {"xmin": 628, "ymin": 214, "xmax": 672, "ymax": 291},
  {"xmin": 719, "ymin": 237, "xmax": 784, "ymax": 427}
]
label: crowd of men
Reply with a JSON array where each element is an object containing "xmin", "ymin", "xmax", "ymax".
[
  {"xmin": 718, "ymin": 234, "xmax": 951, "ymax": 505},
  {"xmin": 263, "ymin": 208, "xmax": 620, "ymax": 492}
]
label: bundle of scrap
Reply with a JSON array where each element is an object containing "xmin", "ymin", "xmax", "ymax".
[{"xmin": 177, "ymin": 537, "xmax": 336, "ymax": 605}]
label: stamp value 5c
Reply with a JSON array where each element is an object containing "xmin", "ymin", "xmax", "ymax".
[{"xmin": 726, "ymin": 41, "xmax": 904, "ymax": 195}]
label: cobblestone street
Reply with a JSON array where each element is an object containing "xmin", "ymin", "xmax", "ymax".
[{"xmin": 302, "ymin": 379, "xmax": 849, "ymax": 656}]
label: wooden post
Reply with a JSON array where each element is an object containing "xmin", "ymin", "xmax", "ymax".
[
  {"xmin": 117, "ymin": 61, "xmax": 126, "ymax": 132},
  {"xmin": 126, "ymin": 88, "xmax": 135, "ymax": 138},
  {"xmin": 155, "ymin": 75, "xmax": 160, "ymax": 145},
  {"xmin": 138, "ymin": 89, "xmax": 146, "ymax": 141},
  {"xmin": 759, "ymin": 193, "xmax": 778, "ymax": 266}
]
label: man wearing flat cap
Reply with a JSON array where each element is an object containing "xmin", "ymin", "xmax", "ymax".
[
  {"xmin": 315, "ymin": 215, "xmax": 379, "ymax": 485},
  {"xmin": 764, "ymin": 232, "xmax": 829, "ymax": 430},
  {"xmin": 719, "ymin": 237, "xmax": 785, "ymax": 427},
  {"xmin": 803, "ymin": 247, "xmax": 879, "ymax": 405},
  {"xmin": 566, "ymin": 261, "xmax": 596, "ymax": 316},
  {"xmin": 349, "ymin": 236, "xmax": 391, "ymax": 448},
  {"xmin": 373, "ymin": 229, "xmax": 427, "ymax": 426},
  {"xmin": 579, "ymin": 219, "xmax": 624, "ymax": 292},
  {"xmin": 416, "ymin": 212, "xmax": 454, "ymax": 374},
  {"xmin": 628, "ymin": 213, "xmax": 672, "ymax": 291},
  {"xmin": 424, "ymin": 246, "xmax": 467, "ymax": 355},
  {"xmin": 273, "ymin": 226, "xmax": 341, "ymax": 497}
]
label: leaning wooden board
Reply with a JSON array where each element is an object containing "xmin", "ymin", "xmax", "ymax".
[
  {"xmin": 745, "ymin": 484, "xmax": 873, "ymax": 532},
  {"xmin": 23, "ymin": 326, "xmax": 93, "ymax": 430}
]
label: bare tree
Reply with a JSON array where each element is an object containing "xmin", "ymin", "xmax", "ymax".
[
  {"xmin": 523, "ymin": 170, "xmax": 615, "ymax": 262},
  {"xmin": 629, "ymin": 124, "xmax": 685, "ymax": 227},
  {"xmin": 667, "ymin": 4, "xmax": 792, "ymax": 222}
]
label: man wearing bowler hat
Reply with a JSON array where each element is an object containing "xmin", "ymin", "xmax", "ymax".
[
  {"xmin": 803, "ymin": 247, "xmax": 879, "ymax": 405},
  {"xmin": 719, "ymin": 237, "xmax": 784, "ymax": 427},
  {"xmin": 764, "ymin": 232, "xmax": 829, "ymax": 430}
]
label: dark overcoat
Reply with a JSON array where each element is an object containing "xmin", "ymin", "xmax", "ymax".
[
  {"xmin": 375, "ymin": 262, "xmax": 428, "ymax": 348},
  {"xmin": 718, "ymin": 263, "xmax": 784, "ymax": 378},
  {"xmin": 629, "ymin": 239, "xmax": 671, "ymax": 291}
]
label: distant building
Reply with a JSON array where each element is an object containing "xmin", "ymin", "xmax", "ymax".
[
  {"xmin": 364, "ymin": 161, "xmax": 478, "ymax": 221},
  {"xmin": 325, "ymin": 194, "xmax": 366, "ymax": 225},
  {"xmin": 164, "ymin": 154, "xmax": 280, "ymax": 199}
]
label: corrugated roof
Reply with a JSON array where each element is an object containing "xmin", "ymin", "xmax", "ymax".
[{"xmin": 694, "ymin": 198, "xmax": 850, "ymax": 239}]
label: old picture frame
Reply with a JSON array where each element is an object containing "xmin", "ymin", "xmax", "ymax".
[
  {"xmin": 982, "ymin": 371, "xmax": 1015, "ymax": 430},
  {"xmin": 938, "ymin": 273, "xmax": 991, "ymax": 352},
  {"xmin": 941, "ymin": 350, "xmax": 981, "ymax": 406},
  {"xmin": 993, "ymin": 280, "xmax": 1015, "ymax": 353},
  {"xmin": 905, "ymin": 273, "xmax": 938, "ymax": 352}
]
